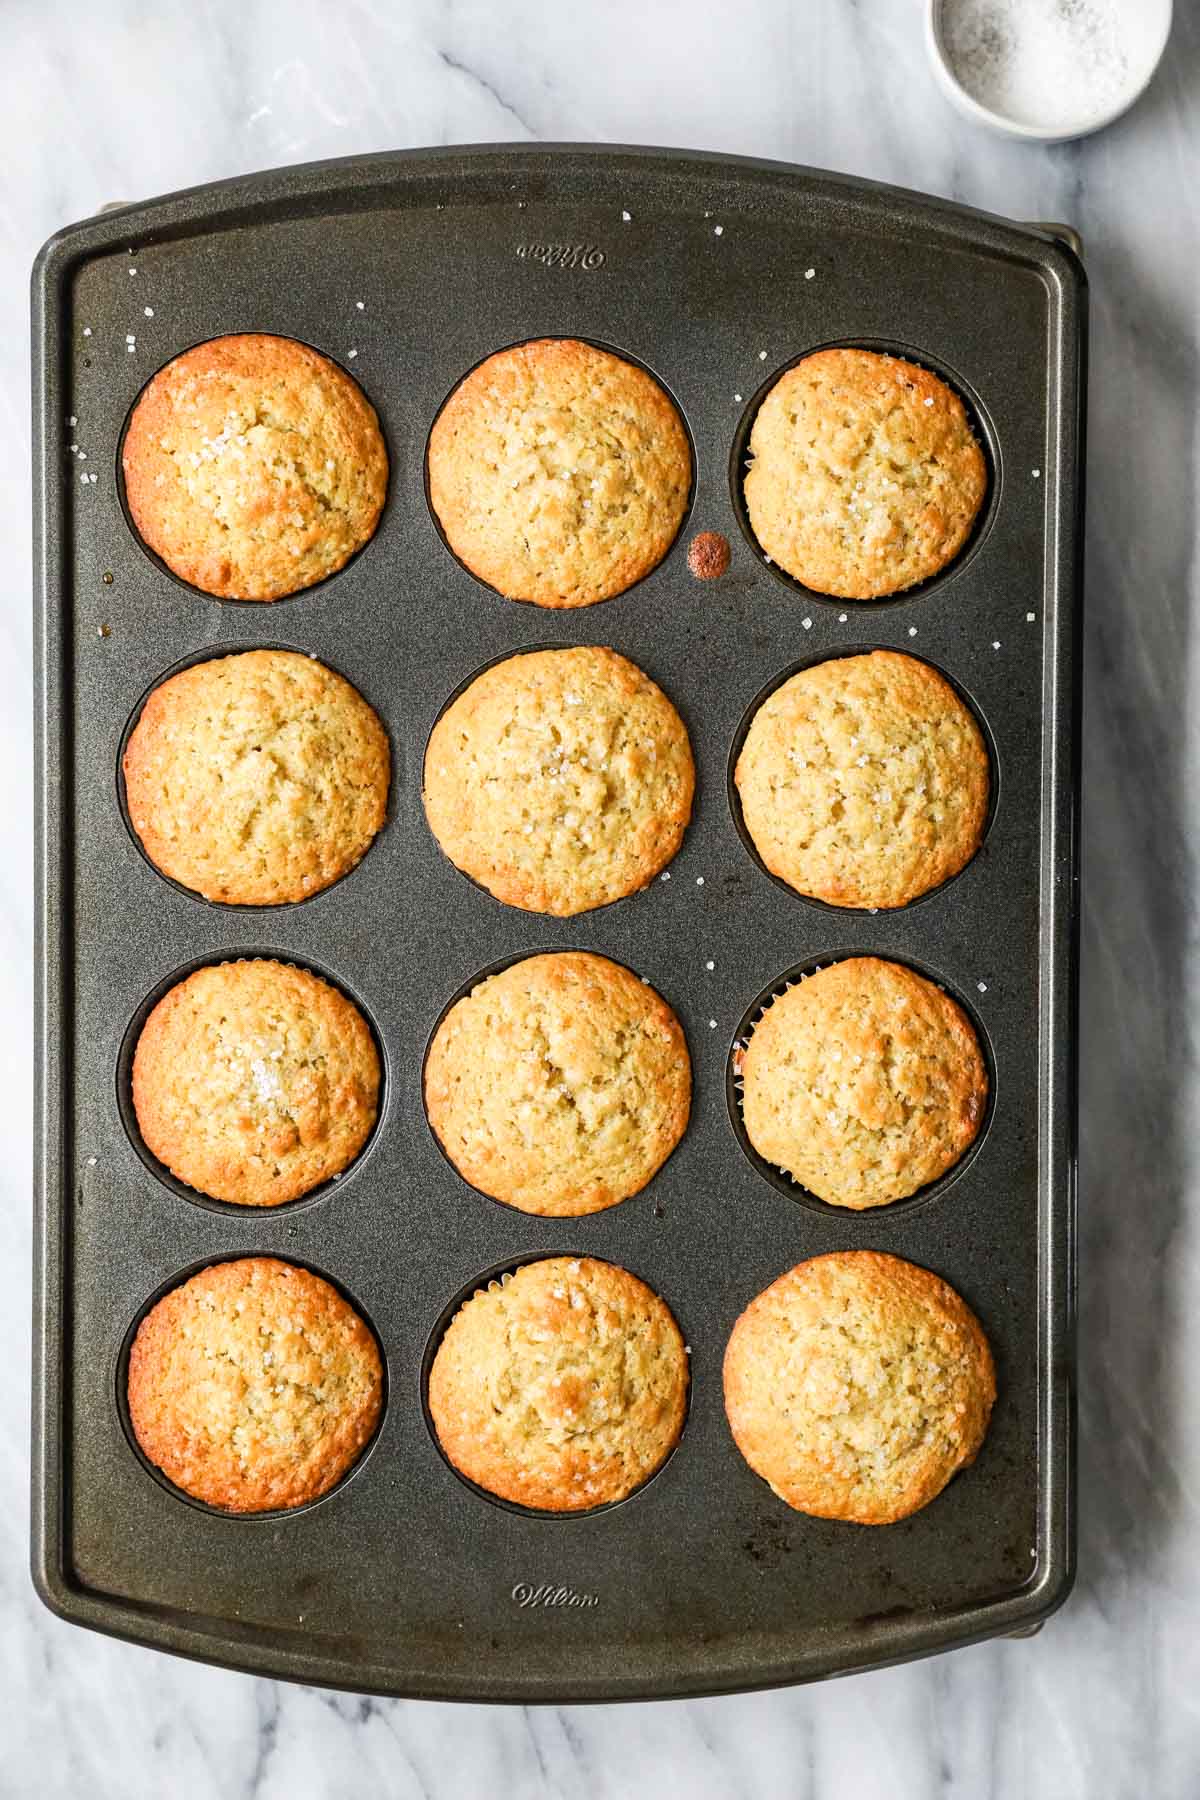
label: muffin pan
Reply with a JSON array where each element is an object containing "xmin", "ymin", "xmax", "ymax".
[{"xmin": 33, "ymin": 145, "xmax": 1083, "ymax": 1700}]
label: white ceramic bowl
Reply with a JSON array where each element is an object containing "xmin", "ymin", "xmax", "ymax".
[{"xmin": 926, "ymin": 0, "xmax": 1172, "ymax": 142}]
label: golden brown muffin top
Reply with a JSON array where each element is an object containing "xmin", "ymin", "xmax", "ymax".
[
  {"xmin": 428, "ymin": 1257, "xmax": 688, "ymax": 1511},
  {"xmin": 427, "ymin": 338, "xmax": 691, "ymax": 608},
  {"xmin": 123, "ymin": 648, "xmax": 389, "ymax": 906},
  {"xmin": 422, "ymin": 646, "xmax": 694, "ymax": 916},
  {"xmin": 133, "ymin": 959, "xmax": 380, "ymax": 1207},
  {"xmin": 734, "ymin": 651, "xmax": 989, "ymax": 908},
  {"xmin": 425, "ymin": 952, "xmax": 690, "ymax": 1216},
  {"xmin": 127, "ymin": 1257, "xmax": 383, "ymax": 1513},
  {"xmin": 122, "ymin": 333, "xmax": 388, "ymax": 600},
  {"xmin": 744, "ymin": 348, "xmax": 986, "ymax": 598},
  {"xmin": 724, "ymin": 1250, "xmax": 995, "ymax": 1524},
  {"xmin": 737, "ymin": 956, "xmax": 987, "ymax": 1208}
]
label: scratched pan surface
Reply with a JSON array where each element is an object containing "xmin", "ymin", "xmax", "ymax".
[{"xmin": 32, "ymin": 145, "xmax": 1083, "ymax": 1702}]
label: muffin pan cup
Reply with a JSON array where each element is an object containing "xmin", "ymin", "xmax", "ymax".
[{"xmin": 32, "ymin": 144, "xmax": 1083, "ymax": 1702}]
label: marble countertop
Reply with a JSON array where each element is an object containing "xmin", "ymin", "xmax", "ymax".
[{"xmin": 4, "ymin": 1, "xmax": 1198, "ymax": 1794}]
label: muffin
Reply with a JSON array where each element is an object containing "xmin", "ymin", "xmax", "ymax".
[
  {"xmin": 427, "ymin": 338, "xmax": 691, "ymax": 608},
  {"xmin": 127, "ymin": 1257, "xmax": 383, "ymax": 1513},
  {"xmin": 122, "ymin": 333, "xmax": 388, "ymax": 600},
  {"xmin": 724, "ymin": 1250, "xmax": 995, "ymax": 1524},
  {"xmin": 734, "ymin": 651, "xmax": 989, "ymax": 907},
  {"xmin": 743, "ymin": 348, "xmax": 986, "ymax": 598},
  {"xmin": 123, "ymin": 648, "xmax": 389, "ymax": 905},
  {"xmin": 425, "ymin": 952, "xmax": 690, "ymax": 1216},
  {"xmin": 428, "ymin": 1257, "xmax": 688, "ymax": 1511},
  {"xmin": 133, "ymin": 959, "xmax": 380, "ymax": 1207},
  {"xmin": 737, "ymin": 957, "xmax": 987, "ymax": 1208},
  {"xmin": 423, "ymin": 646, "xmax": 694, "ymax": 915}
]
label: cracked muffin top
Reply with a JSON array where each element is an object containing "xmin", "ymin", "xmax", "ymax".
[
  {"xmin": 724, "ymin": 1251, "xmax": 995, "ymax": 1524},
  {"xmin": 425, "ymin": 952, "xmax": 690, "ymax": 1216},
  {"xmin": 427, "ymin": 338, "xmax": 691, "ymax": 608},
  {"xmin": 122, "ymin": 333, "xmax": 388, "ymax": 600},
  {"xmin": 743, "ymin": 348, "xmax": 986, "ymax": 598},
  {"xmin": 133, "ymin": 958, "xmax": 380, "ymax": 1207},
  {"xmin": 123, "ymin": 648, "xmax": 389, "ymax": 905},
  {"xmin": 422, "ymin": 646, "xmax": 694, "ymax": 916},
  {"xmin": 127, "ymin": 1257, "xmax": 383, "ymax": 1512},
  {"xmin": 734, "ymin": 650, "xmax": 989, "ymax": 908},
  {"xmin": 428, "ymin": 1257, "xmax": 688, "ymax": 1511},
  {"xmin": 736, "ymin": 956, "xmax": 987, "ymax": 1209}
]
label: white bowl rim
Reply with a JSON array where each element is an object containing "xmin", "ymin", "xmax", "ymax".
[{"xmin": 925, "ymin": 0, "xmax": 1174, "ymax": 144}]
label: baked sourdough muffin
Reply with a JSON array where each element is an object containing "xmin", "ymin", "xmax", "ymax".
[
  {"xmin": 128, "ymin": 1257, "xmax": 383, "ymax": 1512},
  {"xmin": 423, "ymin": 646, "xmax": 694, "ymax": 915},
  {"xmin": 737, "ymin": 957, "xmax": 986, "ymax": 1208},
  {"xmin": 723, "ymin": 1251, "xmax": 995, "ymax": 1524},
  {"xmin": 122, "ymin": 333, "xmax": 388, "ymax": 600},
  {"xmin": 427, "ymin": 338, "xmax": 691, "ymax": 608},
  {"xmin": 133, "ymin": 959, "xmax": 380, "ymax": 1207},
  {"xmin": 124, "ymin": 648, "xmax": 389, "ymax": 905},
  {"xmin": 743, "ymin": 348, "xmax": 986, "ymax": 598},
  {"xmin": 428, "ymin": 1257, "xmax": 688, "ymax": 1510},
  {"xmin": 734, "ymin": 651, "xmax": 989, "ymax": 907},
  {"xmin": 425, "ymin": 952, "xmax": 690, "ymax": 1216}
]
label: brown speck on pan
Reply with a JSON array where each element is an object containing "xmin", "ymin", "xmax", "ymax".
[{"xmin": 687, "ymin": 531, "xmax": 731, "ymax": 580}]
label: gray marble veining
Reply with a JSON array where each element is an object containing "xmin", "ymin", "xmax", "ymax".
[{"xmin": 4, "ymin": 0, "xmax": 1199, "ymax": 1794}]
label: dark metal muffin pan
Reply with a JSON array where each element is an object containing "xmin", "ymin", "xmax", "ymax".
[{"xmin": 32, "ymin": 144, "xmax": 1083, "ymax": 1702}]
